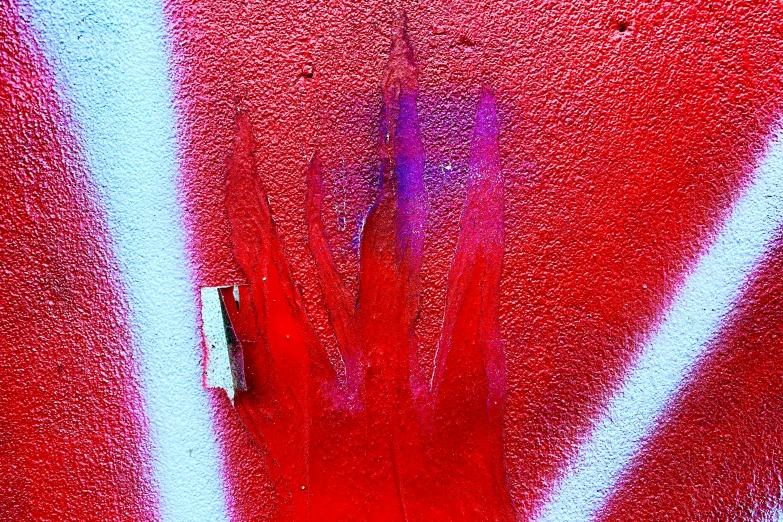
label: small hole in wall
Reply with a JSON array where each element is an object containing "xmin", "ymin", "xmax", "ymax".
[
  {"xmin": 458, "ymin": 34, "xmax": 475, "ymax": 47},
  {"xmin": 618, "ymin": 21, "xmax": 629, "ymax": 33}
]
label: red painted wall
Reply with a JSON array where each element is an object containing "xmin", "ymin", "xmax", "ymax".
[
  {"xmin": 3, "ymin": 0, "xmax": 783, "ymax": 519},
  {"xmin": 166, "ymin": 1, "xmax": 783, "ymax": 519},
  {"xmin": 0, "ymin": 5, "xmax": 155, "ymax": 520}
]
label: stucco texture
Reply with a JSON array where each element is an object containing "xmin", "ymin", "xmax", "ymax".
[{"xmin": 2, "ymin": 0, "xmax": 783, "ymax": 520}]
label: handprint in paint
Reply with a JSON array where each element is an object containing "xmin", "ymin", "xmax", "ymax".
[{"xmin": 217, "ymin": 13, "xmax": 513, "ymax": 521}]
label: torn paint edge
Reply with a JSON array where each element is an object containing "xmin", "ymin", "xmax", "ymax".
[{"xmin": 201, "ymin": 286, "xmax": 246, "ymax": 401}]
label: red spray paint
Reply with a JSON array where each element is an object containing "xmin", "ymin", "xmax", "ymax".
[
  {"xmin": 0, "ymin": 4, "xmax": 155, "ymax": 520},
  {"xmin": 218, "ymin": 15, "xmax": 513, "ymax": 519},
  {"xmin": 2, "ymin": 0, "xmax": 783, "ymax": 518},
  {"xmin": 162, "ymin": 1, "xmax": 783, "ymax": 520}
]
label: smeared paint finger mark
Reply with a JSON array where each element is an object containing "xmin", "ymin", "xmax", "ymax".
[
  {"xmin": 380, "ymin": 10, "xmax": 428, "ymax": 271},
  {"xmin": 224, "ymin": 108, "xmax": 322, "ymax": 521},
  {"xmin": 306, "ymin": 153, "xmax": 363, "ymax": 406},
  {"xmin": 426, "ymin": 87, "xmax": 514, "ymax": 521},
  {"xmin": 433, "ymin": 87, "xmax": 506, "ymax": 418},
  {"xmin": 353, "ymin": 12, "xmax": 430, "ymax": 518}
]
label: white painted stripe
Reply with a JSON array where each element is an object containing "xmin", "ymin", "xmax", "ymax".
[
  {"xmin": 21, "ymin": 1, "xmax": 230, "ymax": 520},
  {"xmin": 760, "ymin": 506, "xmax": 783, "ymax": 522},
  {"xmin": 537, "ymin": 126, "xmax": 783, "ymax": 522}
]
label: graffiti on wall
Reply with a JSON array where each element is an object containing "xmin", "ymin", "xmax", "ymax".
[
  {"xmin": 2, "ymin": 0, "xmax": 783, "ymax": 520},
  {"xmin": 200, "ymin": 15, "xmax": 512, "ymax": 519}
]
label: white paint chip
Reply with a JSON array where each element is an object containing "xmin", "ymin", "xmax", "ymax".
[{"xmin": 201, "ymin": 287, "xmax": 239, "ymax": 402}]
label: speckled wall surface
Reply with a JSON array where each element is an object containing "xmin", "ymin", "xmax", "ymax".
[{"xmin": 2, "ymin": 0, "xmax": 783, "ymax": 520}]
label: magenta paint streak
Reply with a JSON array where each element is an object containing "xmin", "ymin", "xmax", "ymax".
[{"xmin": 434, "ymin": 86, "xmax": 506, "ymax": 418}]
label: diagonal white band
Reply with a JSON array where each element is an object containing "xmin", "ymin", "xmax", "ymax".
[
  {"xmin": 538, "ymin": 125, "xmax": 783, "ymax": 522},
  {"xmin": 21, "ymin": 1, "xmax": 231, "ymax": 519}
]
